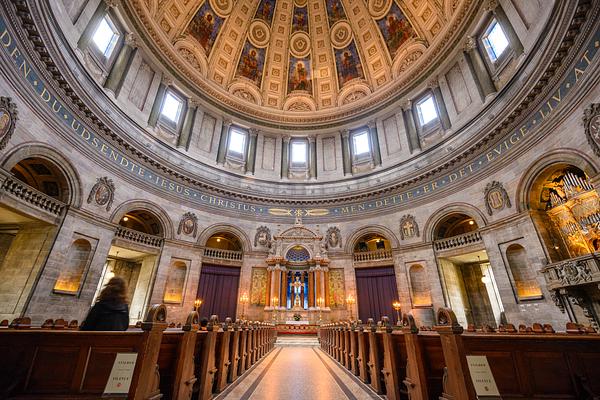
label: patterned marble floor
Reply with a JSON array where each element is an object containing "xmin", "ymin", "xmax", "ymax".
[{"xmin": 216, "ymin": 337, "xmax": 382, "ymax": 400}]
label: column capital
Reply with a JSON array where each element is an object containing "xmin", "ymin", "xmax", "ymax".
[
  {"xmin": 463, "ymin": 36, "xmax": 477, "ymax": 52},
  {"xmin": 282, "ymin": 135, "xmax": 291, "ymax": 143},
  {"xmin": 400, "ymin": 99, "xmax": 412, "ymax": 111},
  {"xmin": 161, "ymin": 74, "xmax": 173, "ymax": 86},
  {"xmin": 222, "ymin": 118, "xmax": 232, "ymax": 128},
  {"xmin": 340, "ymin": 129, "xmax": 350, "ymax": 138},
  {"xmin": 189, "ymin": 97, "xmax": 202, "ymax": 108},
  {"xmin": 367, "ymin": 120, "xmax": 377, "ymax": 130},
  {"xmin": 426, "ymin": 78, "xmax": 439, "ymax": 90},
  {"xmin": 484, "ymin": 0, "xmax": 498, "ymax": 13},
  {"xmin": 105, "ymin": 0, "xmax": 119, "ymax": 9},
  {"xmin": 124, "ymin": 32, "xmax": 139, "ymax": 48},
  {"xmin": 249, "ymin": 128, "xmax": 259, "ymax": 137},
  {"xmin": 308, "ymin": 136, "xmax": 316, "ymax": 144}
]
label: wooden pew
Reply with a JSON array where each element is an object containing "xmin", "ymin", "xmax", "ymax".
[
  {"xmin": 192, "ymin": 317, "xmax": 218, "ymax": 400},
  {"xmin": 238, "ymin": 322, "xmax": 249, "ymax": 376},
  {"xmin": 228, "ymin": 321, "xmax": 241, "ymax": 383},
  {"xmin": 0, "ymin": 304, "xmax": 167, "ymax": 399},
  {"xmin": 157, "ymin": 311, "xmax": 199, "ymax": 400},
  {"xmin": 380, "ymin": 317, "xmax": 408, "ymax": 400},
  {"xmin": 213, "ymin": 318, "xmax": 232, "ymax": 393},
  {"xmin": 356, "ymin": 320, "xmax": 370, "ymax": 384},
  {"xmin": 366, "ymin": 319, "xmax": 386, "ymax": 394}
]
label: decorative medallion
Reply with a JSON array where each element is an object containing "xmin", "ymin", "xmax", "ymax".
[
  {"xmin": 254, "ymin": 226, "xmax": 272, "ymax": 248},
  {"xmin": 249, "ymin": 19, "xmax": 271, "ymax": 48},
  {"xmin": 484, "ymin": 181, "xmax": 511, "ymax": 215},
  {"xmin": 399, "ymin": 214, "xmax": 419, "ymax": 240},
  {"xmin": 295, "ymin": 0, "xmax": 307, "ymax": 7},
  {"xmin": 177, "ymin": 212, "xmax": 198, "ymax": 237},
  {"xmin": 368, "ymin": 0, "xmax": 392, "ymax": 20},
  {"xmin": 209, "ymin": 0, "xmax": 233, "ymax": 17},
  {"xmin": 86, "ymin": 177, "xmax": 115, "ymax": 212},
  {"xmin": 0, "ymin": 97, "xmax": 17, "ymax": 152},
  {"xmin": 290, "ymin": 31, "xmax": 311, "ymax": 58},
  {"xmin": 330, "ymin": 21, "xmax": 353, "ymax": 49},
  {"xmin": 325, "ymin": 226, "xmax": 342, "ymax": 249},
  {"xmin": 584, "ymin": 103, "xmax": 600, "ymax": 157}
]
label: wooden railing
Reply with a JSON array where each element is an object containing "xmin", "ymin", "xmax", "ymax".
[
  {"xmin": 115, "ymin": 226, "xmax": 164, "ymax": 247},
  {"xmin": 433, "ymin": 230, "xmax": 482, "ymax": 251},
  {"xmin": 353, "ymin": 249, "xmax": 393, "ymax": 262},
  {"xmin": 203, "ymin": 247, "xmax": 243, "ymax": 261},
  {"xmin": 0, "ymin": 175, "xmax": 65, "ymax": 216},
  {"xmin": 542, "ymin": 253, "xmax": 600, "ymax": 291}
]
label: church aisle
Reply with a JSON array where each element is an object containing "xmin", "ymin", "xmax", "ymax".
[{"xmin": 217, "ymin": 340, "xmax": 381, "ymax": 400}]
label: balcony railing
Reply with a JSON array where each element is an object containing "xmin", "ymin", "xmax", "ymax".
[
  {"xmin": 353, "ymin": 249, "xmax": 393, "ymax": 263},
  {"xmin": 115, "ymin": 226, "xmax": 163, "ymax": 248},
  {"xmin": 0, "ymin": 175, "xmax": 65, "ymax": 216},
  {"xmin": 542, "ymin": 253, "xmax": 600, "ymax": 291},
  {"xmin": 203, "ymin": 247, "xmax": 243, "ymax": 261},
  {"xmin": 434, "ymin": 231, "xmax": 483, "ymax": 251}
]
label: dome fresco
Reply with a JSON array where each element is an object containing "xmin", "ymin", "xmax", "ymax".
[{"xmin": 127, "ymin": 0, "xmax": 474, "ymax": 126}]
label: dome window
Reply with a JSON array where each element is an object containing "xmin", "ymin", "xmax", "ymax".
[
  {"xmin": 352, "ymin": 130, "xmax": 370, "ymax": 156},
  {"xmin": 415, "ymin": 94, "xmax": 439, "ymax": 126},
  {"xmin": 91, "ymin": 15, "xmax": 120, "ymax": 59},
  {"xmin": 228, "ymin": 128, "xmax": 247, "ymax": 156},
  {"xmin": 160, "ymin": 90, "xmax": 184, "ymax": 124},
  {"xmin": 291, "ymin": 140, "xmax": 308, "ymax": 166},
  {"xmin": 482, "ymin": 19, "xmax": 509, "ymax": 63}
]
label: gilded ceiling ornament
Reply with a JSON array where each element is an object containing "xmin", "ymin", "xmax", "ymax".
[
  {"xmin": 484, "ymin": 181, "xmax": 511, "ymax": 215},
  {"xmin": 249, "ymin": 19, "xmax": 271, "ymax": 48},
  {"xmin": 86, "ymin": 177, "xmax": 115, "ymax": 212},
  {"xmin": 290, "ymin": 31, "xmax": 311, "ymax": 58},
  {"xmin": 177, "ymin": 212, "xmax": 198, "ymax": 237},
  {"xmin": 399, "ymin": 214, "xmax": 419, "ymax": 240},
  {"xmin": 583, "ymin": 103, "xmax": 600, "ymax": 157},
  {"xmin": 367, "ymin": 0, "xmax": 392, "ymax": 19},
  {"xmin": 330, "ymin": 21, "xmax": 353, "ymax": 49},
  {"xmin": 209, "ymin": 0, "xmax": 233, "ymax": 17},
  {"xmin": 0, "ymin": 97, "xmax": 17, "ymax": 152}
]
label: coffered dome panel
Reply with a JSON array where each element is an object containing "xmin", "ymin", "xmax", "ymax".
[{"xmin": 126, "ymin": 0, "xmax": 475, "ymax": 126}]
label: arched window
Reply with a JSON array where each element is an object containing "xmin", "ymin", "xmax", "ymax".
[
  {"xmin": 285, "ymin": 246, "xmax": 310, "ymax": 262},
  {"xmin": 505, "ymin": 244, "xmax": 542, "ymax": 300},
  {"xmin": 118, "ymin": 210, "xmax": 164, "ymax": 236},
  {"xmin": 54, "ymin": 239, "xmax": 93, "ymax": 294},
  {"xmin": 206, "ymin": 232, "xmax": 243, "ymax": 251},
  {"xmin": 409, "ymin": 264, "xmax": 432, "ymax": 307},
  {"xmin": 10, "ymin": 157, "xmax": 71, "ymax": 203},
  {"xmin": 163, "ymin": 260, "xmax": 188, "ymax": 304},
  {"xmin": 434, "ymin": 213, "xmax": 478, "ymax": 240}
]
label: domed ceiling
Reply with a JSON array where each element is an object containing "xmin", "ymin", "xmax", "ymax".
[{"xmin": 127, "ymin": 0, "xmax": 477, "ymax": 126}]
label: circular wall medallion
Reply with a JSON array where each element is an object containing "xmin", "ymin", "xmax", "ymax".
[
  {"xmin": 0, "ymin": 106, "xmax": 13, "ymax": 144},
  {"xmin": 290, "ymin": 31, "xmax": 311, "ymax": 58},
  {"xmin": 210, "ymin": 0, "xmax": 233, "ymax": 17},
  {"xmin": 249, "ymin": 19, "xmax": 271, "ymax": 47},
  {"xmin": 368, "ymin": 0, "xmax": 392, "ymax": 19},
  {"xmin": 330, "ymin": 21, "xmax": 352, "ymax": 49}
]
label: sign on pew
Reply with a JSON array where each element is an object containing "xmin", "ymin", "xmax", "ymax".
[
  {"xmin": 103, "ymin": 353, "xmax": 138, "ymax": 396},
  {"xmin": 466, "ymin": 355, "xmax": 501, "ymax": 399}
]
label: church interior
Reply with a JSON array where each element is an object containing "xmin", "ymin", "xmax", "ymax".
[{"xmin": 0, "ymin": 0, "xmax": 600, "ymax": 398}]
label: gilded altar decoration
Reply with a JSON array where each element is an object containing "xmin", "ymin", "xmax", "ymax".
[
  {"xmin": 328, "ymin": 268, "xmax": 345, "ymax": 308},
  {"xmin": 399, "ymin": 214, "xmax": 419, "ymax": 240},
  {"xmin": 0, "ymin": 96, "xmax": 17, "ymax": 151},
  {"xmin": 177, "ymin": 212, "xmax": 198, "ymax": 237},
  {"xmin": 325, "ymin": 226, "xmax": 342, "ymax": 249},
  {"xmin": 254, "ymin": 226, "xmax": 272, "ymax": 248},
  {"xmin": 545, "ymin": 170, "xmax": 600, "ymax": 256},
  {"xmin": 584, "ymin": 103, "xmax": 600, "ymax": 157},
  {"xmin": 250, "ymin": 267, "xmax": 268, "ymax": 305},
  {"xmin": 484, "ymin": 181, "xmax": 511, "ymax": 215},
  {"xmin": 86, "ymin": 177, "xmax": 115, "ymax": 212}
]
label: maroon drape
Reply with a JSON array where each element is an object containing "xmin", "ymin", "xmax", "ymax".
[
  {"xmin": 355, "ymin": 266, "xmax": 398, "ymax": 323},
  {"xmin": 196, "ymin": 264, "xmax": 240, "ymax": 321}
]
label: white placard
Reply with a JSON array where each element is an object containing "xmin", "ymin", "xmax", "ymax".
[
  {"xmin": 466, "ymin": 355, "xmax": 500, "ymax": 397},
  {"xmin": 284, "ymin": 320, "xmax": 310, "ymax": 325},
  {"xmin": 103, "ymin": 353, "xmax": 138, "ymax": 396}
]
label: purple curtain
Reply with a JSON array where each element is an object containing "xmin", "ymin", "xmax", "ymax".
[
  {"xmin": 355, "ymin": 266, "xmax": 398, "ymax": 323},
  {"xmin": 197, "ymin": 264, "xmax": 240, "ymax": 321}
]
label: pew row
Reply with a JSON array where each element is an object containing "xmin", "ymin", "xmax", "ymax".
[
  {"xmin": 0, "ymin": 306, "xmax": 276, "ymax": 399},
  {"xmin": 319, "ymin": 309, "xmax": 600, "ymax": 400}
]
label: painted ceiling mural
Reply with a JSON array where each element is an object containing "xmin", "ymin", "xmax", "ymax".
[{"xmin": 132, "ymin": 0, "xmax": 472, "ymax": 122}]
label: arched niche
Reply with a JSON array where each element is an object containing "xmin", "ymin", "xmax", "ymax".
[
  {"xmin": 198, "ymin": 223, "xmax": 252, "ymax": 253},
  {"xmin": 205, "ymin": 232, "xmax": 243, "ymax": 251},
  {"xmin": 433, "ymin": 213, "xmax": 478, "ymax": 240},
  {"xmin": 423, "ymin": 203, "xmax": 487, "ymax": 242},
  {"xmin": 505, "ymin": 244, "xmax": 542, "ymax": 300},
  {"xmin": 346, "ymin": 225, "xmax": 399, "ymax": 253},
  {"xmin": 163, "ymin": 259, "xmax": 188, "ymax": 304},
  {"xmin": 53, "ymin": 238, "xmax": 94, "ymax": 294},
  {"xmin": 408, "ymin": 264, "xmax": 432, "ymax": 307},
  {"xmin": 2, "ymin": 143, "xmax": 82, "ymax": 207},
  {"xmin": 111, "ymin": 200, "xmax": 174, "ymax": 239}
]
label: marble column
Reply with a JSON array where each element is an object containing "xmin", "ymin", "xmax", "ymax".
[
  {"xmin": 463, "ymin": 37, "xmax": 496, "ymax": 100},
  {"xmin": 177, "ymin": 98, "xmax": 198, "ymax": 150},
  {"xmin": 308, "ymin": 269, "xmax": 315, "ymax": 308},
  {"xmin": 401, "ymin": 101, "xmax": 420, "ymax": 153},
  {"xmin": 340, "ymin": 129, "xmax": 351, "ymax": 175},
  {"xmin": 104, "ymin": 33, "xmax": 138, "ymax": 96},
  {"xmin": 246, "ymin": 129, "xmax": 259, "ymax": 174},
  {"xmin": 367, "ymin": 121, "xmax": 382, "ymax": 166},
  {"xmin": 309, "ymin": 137, "xmax": 317, "ymax": 179},
  {"xmin": 281, "ymin": 136, "xmax": 290, "ymax": 178},
  {"xmin": 280, "ymin": 269, "xmax": 287, "ymax": 308},
  {"xmin": 216, "ymin": 119, "xmax": 231, "ymax": 165}
]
